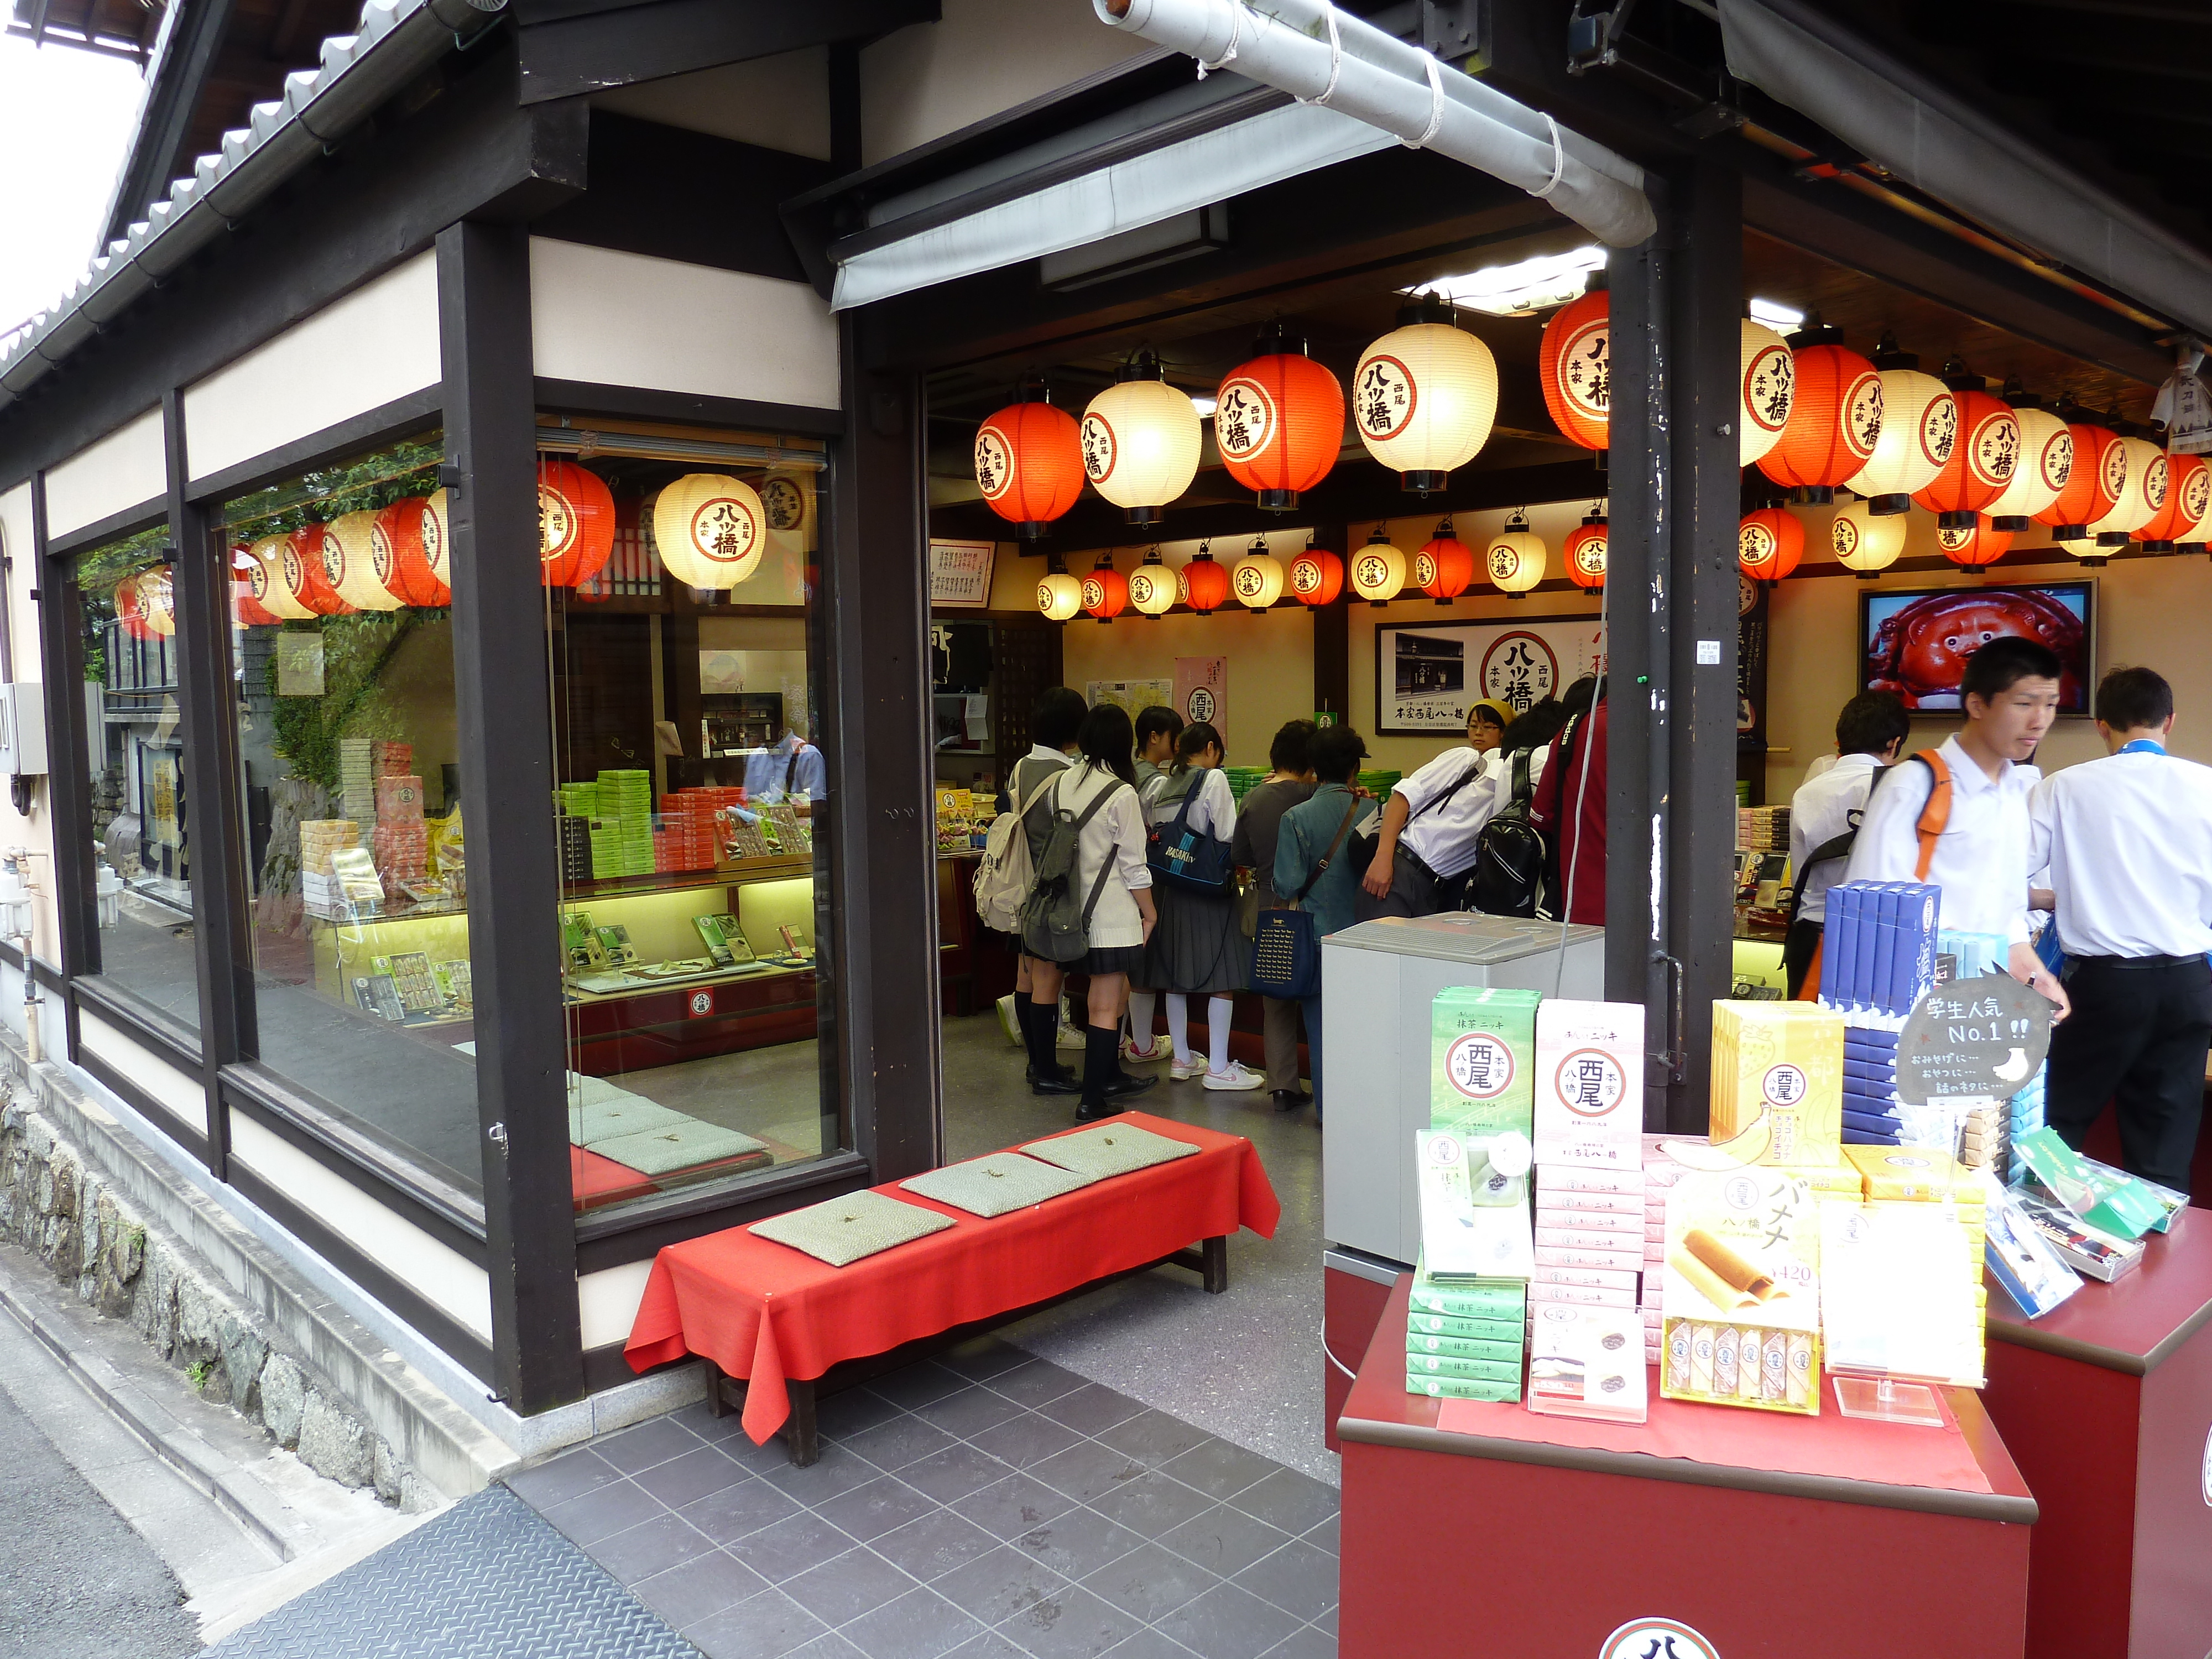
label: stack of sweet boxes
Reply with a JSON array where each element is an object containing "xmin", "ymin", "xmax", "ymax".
[
  {"xmin": 371, "ymin": 743, "xmax": 427, "ymax": 898},
  {"xmin": 1530, "ymin": 1000, "xmax": 1651, "ymax": 1367}
]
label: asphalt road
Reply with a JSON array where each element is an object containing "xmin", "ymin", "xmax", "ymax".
[{"xmin": 0, "ymin": 1370, "xmax": 201, "ymax": 1658}]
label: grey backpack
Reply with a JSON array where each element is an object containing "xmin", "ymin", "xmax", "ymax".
[{"xmin": 1019, "ymin": 771, "xmax": 1120, "ymax": 963}]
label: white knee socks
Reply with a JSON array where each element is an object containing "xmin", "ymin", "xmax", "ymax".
[
  {"xmin": 1127, "ymin": 992, "xmax": 1157, "ymax": 1053},
  {"xmin": 1208, "ymin": 995, "xmax": 1235, "ymax": 1075},
  {"xmin": 1166, "ymin": 994, "xmax": 1192, "ymax": 1064}
]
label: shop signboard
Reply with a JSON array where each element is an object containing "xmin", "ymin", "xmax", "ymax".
[
  {"xmin": 927, "ymin": 540, "xmax": 997, "ymax": 608},
  {"xmin": 1173, "ymin": 657, "xmax": 1226, "ymax": 729},
  {"xmin": 1376, "ymin": 615, "xmax": 1606, "ymax": 736}
]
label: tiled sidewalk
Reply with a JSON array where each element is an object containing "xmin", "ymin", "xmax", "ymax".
[{"xmin": 508, "ymin": 1338, "xmax": 1340, "ymax": 1659}]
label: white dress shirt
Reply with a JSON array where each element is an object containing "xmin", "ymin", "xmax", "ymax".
[
  {"xmin": 1143, "ymin": 766, "xmax": 1237, "ymax": 840},
  {"xmin": 1394, "ymin": 744, "xmax": 1501, "ymax": 880},
  {"xmin": 1841, "ymin": 734, "xmax": 2033, "ymax": 945},
  {"xmin": 1057, "ymin": 761, "xmax": 1152, "ymax": 950},
  {"xmin": 2027, "ymin": 747, "xmax": 2212, "ymax": 959},
  {"xmin": 1790, "ymin": 752, "xmax": 1884, "ymax": 925}
]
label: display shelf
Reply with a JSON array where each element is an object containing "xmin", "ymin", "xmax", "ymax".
[{"xmin": 565, "ymin": 853, "xmax": 812, "ymax": 898}]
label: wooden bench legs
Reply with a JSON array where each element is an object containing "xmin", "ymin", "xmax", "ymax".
[{"xmin": 697, "ymin": 1233, "xmax": 1230, "ymax": 1467}]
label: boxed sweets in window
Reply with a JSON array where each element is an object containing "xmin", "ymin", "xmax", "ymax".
[
  {"xmin": 1528, "ymin": 1303, "xmax": 1647, "ymax": 1424},
  {"xmin": 1533, "ymin": 999, "xmax": 1645, "ymax": 1167},
  {"xmin": 1416, "ymin": 1130, "xmax": 1532, "ymax": 1281},
  {"xmin": 1709, "ymin": 1001, "xmax": 1844, "ymax": 1167},
  {"xmin": 1660, "ymin": 1167, "xmax": 1822, "ymax": 1413},
  {"xmin": 1431, "ymin": 987, "xmax": 1538, "ymax": 1138}
]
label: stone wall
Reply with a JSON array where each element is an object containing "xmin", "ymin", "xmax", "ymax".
[{"xmin": 0, "ymin": 1082, "xmax": 436, "ymax": 1509}]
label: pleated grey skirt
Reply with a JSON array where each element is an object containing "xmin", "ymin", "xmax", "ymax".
[{"xmin": 1142, "ymin": 882, "xmax": 1248, "ymax": 995}]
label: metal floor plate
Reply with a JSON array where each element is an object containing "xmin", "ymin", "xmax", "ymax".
[{"xmin": 205, "ymin": 1486, "xmax": 693, "ymax": 1659}]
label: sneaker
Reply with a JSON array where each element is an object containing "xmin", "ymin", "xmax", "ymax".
[
  {"xmin": 995, "ymin": 994, "xmax": 1022, "ymax": 1046},
  {"xmin": 1169, "ymin": 1054, "xmax": 1206, "ymax": 1081},
  {"xmin": 1203, "ymin": 1061, "xmax": 1266, "ymax": 1092},
  {"xmin": 1121, "ymin": 1035, "xmax": 1168, "ymax": 1063},
  {"xmin": 1056, "ymin": 1021, "xmax": 1087, "ymax": 1052}
]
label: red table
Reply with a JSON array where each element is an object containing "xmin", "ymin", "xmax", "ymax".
[
  {"xmin": 1339, "ymin": 1275, "xmax": 2036, "ymax": 1659},
  {"xmin": 625, "ymin": 1112, "xmax": 1280, "ymax": 1454},
  {"xmin": 1983, "ymin": 1209, "xmax": 2212, "ymax": 1659}
]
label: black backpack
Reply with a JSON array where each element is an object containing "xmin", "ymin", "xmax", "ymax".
[
  {"xmin": 1018, "ymin": 770, "xmax": 1120, "ymax": 963},
  {"xmin": 1469, "ymin": 748, "xmax": 1546, "ymax": 917}
]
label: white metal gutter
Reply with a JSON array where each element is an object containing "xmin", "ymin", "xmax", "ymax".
[
  {"xmin": 0, "ymin": 0, "xmax": 506, "ymax": 413},
  {"xmin": 1094, "ymin": 0, "xmax": 1656, "ymax": 249}
]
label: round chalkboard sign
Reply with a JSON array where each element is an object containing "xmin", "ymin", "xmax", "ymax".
[{"xmin": 1896, "ymin": 973, "xmax": 2053, "ymax": 1105}]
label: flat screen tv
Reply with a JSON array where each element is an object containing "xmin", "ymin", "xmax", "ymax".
[{"xmin": 1859, "ymin": 581, "xmax": 2095, "ymax": 714}]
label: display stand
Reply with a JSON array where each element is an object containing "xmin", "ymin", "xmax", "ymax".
[
  {"xmin": 1982, "ymin": 1210, "xmax": 2212, "ymax": 1659},
  {"xmin": 1832, "ymin": 1373, "xmax": 1947, "ymax": 1426},
  {"xmin": 1338, "ymin": 1275, "xmax": 2035, "ymax": 1659}
]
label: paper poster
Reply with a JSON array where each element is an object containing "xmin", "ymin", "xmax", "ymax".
[
  {"xmin": 1084, "ymin": 679, "xmax": 1174, "ymax": 726},
  {"xmin": 927, "ymin": 540, "xmax": 997, "ymax": 608},
  {"xmin": 1375, "ymin": 616, "xmax": 1605, "ymax": 736},
  {"xmin": 1172, "ymin": 657, "xmax": 1225, "ymax": 729},
  {"xmin": 275, "ymin": 632, "xmax": 325, "ymax": 697}
]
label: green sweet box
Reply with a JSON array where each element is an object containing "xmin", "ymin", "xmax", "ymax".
[
  {"xmin": 1407, "ymin": 1374, "xmax": 1522, "ymax": 1402},
  {"xmin": 1432, "ymin": 987, "xmax": 1540, "ymax": 1136}
]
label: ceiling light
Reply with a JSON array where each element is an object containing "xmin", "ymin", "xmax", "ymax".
[
  {"xmin": 1189, "ymin": 394, "xmax": 1218, "ymax": 418},
  {"xmin": 1749, "ymin": 296, "xmax": 1804, "ymax": 331},
  {"xmin": 1407, "ymin": 246, "xmax": 1605, "ymax": 318}
]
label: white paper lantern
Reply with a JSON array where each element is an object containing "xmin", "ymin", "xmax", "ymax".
[
  {"xmin": 1831, "ymin": 498, "xmax": 1907, "ymax": 576},
  {"xmin": 759, "ymin": 468, "xmax": 816, "ymax": 555},
  {"xmin": 653, "ymin": 474, "xmax": 767, "ymax": 588},
  {"xmin": 1739, "ymin": 319, "xmax": 1796, "ymax": 467},
  {"xmin": 1127, "ymin": 550, "xmax": 1176, "ymax": 618},
  {"xmin": 247, "ymin": 533, "xmax": 314, "ymax": 620},
  {"xmin": 1348, "ymin": 530, "xmax": 1408, "ymax": 606},
  {"xmin": 1037, "ymin": 567, "xmax": 1083, "ymax": 622},
  {"xmin": 1987, "ymin": 404, "xmax": 2072, "ymax": 530},
  {"xmin": 1846, "ymin": 358, "xmax": 1957, "ymax": 512},
  {"xmin": 135, "ymin": 568, "xmax": 177, "ymax": 637},
  {"xmin": 2090, "ymin": 437, "xmax": 2164, "ymax": 546},
  {"xmin": 1230, "ymin": 540, "xmax": 1285, "ymax": 611},
  {"xmin": 322, "ymin": 509, "xmax": 404, "ymax": 611},
  {"xmin": 1081, "ymin": 357, "xmax": 1201, "ymax": 524},
  {"xmin": 1352, "ymin": 295, "xmax": 1498, "ymax": 492},
  {"xmin": 1484, "ymin": 514, "xmax": 1547, "ymax": 599}
]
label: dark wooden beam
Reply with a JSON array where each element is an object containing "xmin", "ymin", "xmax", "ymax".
[{"xmin": 515, "ymin": 0, "xmax": 937, "ymax": 104}]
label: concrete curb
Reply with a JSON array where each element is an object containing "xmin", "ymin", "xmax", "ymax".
[{"xmin": 0, "ymin": 1254, "xmax": 314, "ymax": 1562}]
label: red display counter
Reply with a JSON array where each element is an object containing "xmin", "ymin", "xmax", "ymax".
[
  {"xmin": 1983, "ymin": 1209, "xmax": 2212, "ymax": 1659},
  {"xmin": 1338, "ymin": 1275, "xmax": 2036, "ymax": 1659}
]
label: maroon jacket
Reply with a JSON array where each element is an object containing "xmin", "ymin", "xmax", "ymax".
[{"xmin": 1530, "ymin": 699, "xmax": 1608, "ymax": 926}]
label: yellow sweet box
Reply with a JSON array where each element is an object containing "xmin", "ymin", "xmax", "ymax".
[
  {"xmin": 1845, "ymin": 1145, "xmax": 1985, "ymax": 1203},
  {"xmin": 1710, "ymin": 1002, "xmax": 1844, "ymax": 1167}
]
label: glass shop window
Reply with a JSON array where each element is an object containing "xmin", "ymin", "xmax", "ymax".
[
  {"xmin": 77, "ymin": 525, "xmax": 204, "ymax": 1029},
  {"xmin": 536, "ymin": 420, "xmax": 836, "ymax": 1218},
  {"xmin": 221, "ymin": 433, "xmax": 482, "ymax": 1199}
]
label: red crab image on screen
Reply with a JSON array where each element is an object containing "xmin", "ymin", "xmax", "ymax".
[{"xmin": 1866, "ymin": 588, "xmax": 2087, "ymax": 711}]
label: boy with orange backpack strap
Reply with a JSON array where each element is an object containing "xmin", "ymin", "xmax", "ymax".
[{"xmin": 1828, "ymin": 636, "xmax": 2069, "ymax": 1021}]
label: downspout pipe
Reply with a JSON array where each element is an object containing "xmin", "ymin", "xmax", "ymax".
[{"xmin": 1095, "ymin": 0, "xmax": 1655, "ymax": 248}]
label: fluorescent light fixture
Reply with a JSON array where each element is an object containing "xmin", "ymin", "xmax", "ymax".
[
  {"xmin": 1749, "ymin": 296, "xmax": 1804, "ymax": 331},
  {"xmin": 1190, "ymin": 394, "xmax": 1218, "ymax": 418},
  {"xmin": 1408, "ymin": 246, "xmax": 1605, "ymax": 317}
]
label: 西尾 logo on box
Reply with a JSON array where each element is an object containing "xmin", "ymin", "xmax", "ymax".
[
  {"xmin": 1554, "ymin": 1047, "xmax": 1627, "ymax": 1118},
  {"xmin": 1447, "ymin": 1032, "xmax": 1516, "ymax": 1099},
  {"xmin": 1601, "ymin": 1617, "xmax": 1720, "ymax": 1659}
]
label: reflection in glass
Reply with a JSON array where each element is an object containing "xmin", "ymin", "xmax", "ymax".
[
  {"xmin": 543, "ymin": 422, "xmax": 837, "ymax": 1218},
  {"xmin": 223, "ymin": 435, "xmax": 482, "ymax": 1197},
  {"xmin": 79, "ymin": 527, "xmax": 202, "ymax": 1029}
]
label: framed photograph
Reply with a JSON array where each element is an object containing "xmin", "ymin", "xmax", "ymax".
[
  {"xmin": 928, "ymin": 540, "xmax": 998, "ymax": 609},
  {"xmin": 1374, "ymin": 614, "xmax": 1608, "ymax": 737},
  {"xmin": 1858, "ymin": 581, "xmax": 2095, "ymax": 714}
]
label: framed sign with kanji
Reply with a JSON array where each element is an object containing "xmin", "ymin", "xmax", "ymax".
[{"xmin": 1375, "ymin": 614, "xmax": 1608, "ymax": 737}]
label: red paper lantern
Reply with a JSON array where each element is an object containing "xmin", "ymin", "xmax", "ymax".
[
  {"xmin": 973, "ymin": 393, "xmax": 1085, "ymax": 536},
  {"xmin": 1080, "ymin": 558, "xmax": 1128, "ymax": 622},
  {"xmin": 1182, "ymin": 546, "xmax": 1230, "ymax": 614},
  {"xmin": 1288, "ymin": 545, "xmax": 1344, "ymax": 606},
  {"xmin": 114, "ymin": 576, "xmax": 158, "ymax": 641},
  {"xmin": 1738, "ymin": 507, "xmax": 1804, "ymax": 583},
  {"xmin": 538, "ymin": 460, "xmax": 616, "ymax": 589},
  {"xmin": 1563, "ymin": 514, "xmax": 1607, "ymax": 590},
  {"xmin": 372, "ymin": 494, "xmax": 452, "ymax": 607},
  {"xmin": 1756, "ymin": 324, "xmax": 1882, "ymax": 497},
  {"xmin": 283, "ymin": 526, "xmax": 355, "ymax": 617},
  {"xmin": 2036, "ymin": 419, "xmax": 2123, "ymax": 536},
  {"xmin": 2138, "ymin": 452, "xmax": 2210, "ymax": 551},
  {"xmin": 1912, "ymin": 383, "xmax": 2021, "ymax": 528},
  {"xmin": 1413, "ymin": 520, "xmax": 1475, "ymax": 604},
  {"xmin": 1538, "ymin": 288, "xmax": 1610, "ymax": 452},
  {"xmin": 231, "ymin": 544, "xmax": 279, "ymax": 626},
  {"xmin": 1214, "ymin": 328, "xmax": 1345, "ymax": 511},
  {"xmin": 1938, "ymin": 514, "xmax": 2013, "ymax": 569}
]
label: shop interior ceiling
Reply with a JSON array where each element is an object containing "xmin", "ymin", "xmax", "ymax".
[{"xmin": 926, "ymin": 225, "xmax": 2156, "ymax": 552}]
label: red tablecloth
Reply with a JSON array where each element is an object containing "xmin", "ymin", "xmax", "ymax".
[{"xmin": 624, "ymin": 1112, "xmax": 1281, "ymax": 1442}]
